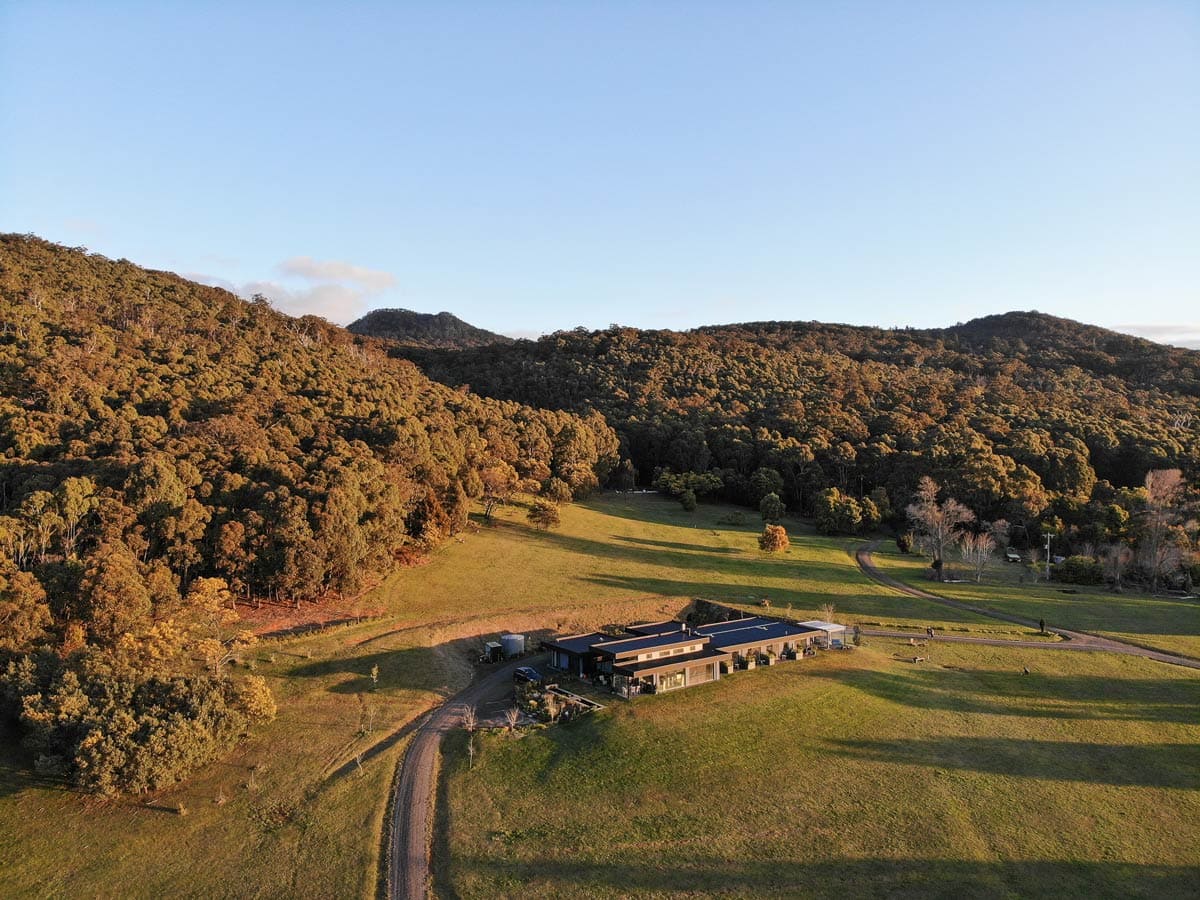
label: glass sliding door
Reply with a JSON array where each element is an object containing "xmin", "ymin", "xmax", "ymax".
[{"xmin": 658, "ymin": 670, "xmax": 686, "ymax": 692}]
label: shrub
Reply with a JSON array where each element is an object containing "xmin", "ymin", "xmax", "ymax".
[
  {"xmin": 1053, "ymin": 555, "xmax": 1104, "ymax": 585},
  {"xmin": 896, "ymin": 533, "xmax": 913, "ymax": 553},
  {"xmin": 526, "ymin": 499, "xmax": 561, "ymax": 531},
  {"xmin": 758, "ymin": 524, "xmax": 789, "ymax": 552}
]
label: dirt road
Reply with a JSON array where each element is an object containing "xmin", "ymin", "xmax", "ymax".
[
  {"xmin": 385, "ymin": 656, "xmax": 532, "ymax": 900},
  {"xmin": 855, "ymin": 543, "xmax": 1200, "ymax": 670}
]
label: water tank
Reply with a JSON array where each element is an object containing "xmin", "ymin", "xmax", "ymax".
[{"xmin": 501, "ymin": 633, "xmax": 525, "ymax": 658}]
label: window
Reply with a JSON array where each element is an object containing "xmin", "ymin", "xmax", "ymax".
[{"xmin": 658, "ymin": 670, "xmax": 686, "ymax": 691}]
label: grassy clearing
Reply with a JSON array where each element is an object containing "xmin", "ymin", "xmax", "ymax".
[
  {"xmin": 382, "ymin": 495, "xmax": 1038, "ymax": 639},
  {"xmin": 873, "ymin": 546, "xmax": 1200, "ymax": 659},
  {"xmin": 439, "ymin": 640, "xmax": 1200, "ymax": 899}
]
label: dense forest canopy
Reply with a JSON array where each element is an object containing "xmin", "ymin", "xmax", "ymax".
[
  {"xmin": 400, "ymin": 315, "xmax": 1200, "ymax": 547},
  {"xmin": 347, "ymin": 307, "xmax": 514, "ymax": 349},
  {"xmin": 0, "ymin": 234, "xmax": 618, "ymax": 792}
]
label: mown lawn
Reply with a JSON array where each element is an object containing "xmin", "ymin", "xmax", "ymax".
[
  {"xmin": 872, "ymin": 545, "xmax": 1200, "ymax": 659},
  {"xmin": 438, "ymin": 640, "xmax": 1200, "ymax": 899}
]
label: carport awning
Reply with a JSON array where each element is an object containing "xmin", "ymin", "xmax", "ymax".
[{"xmin": 797, "ymin": 620, "xmax": 845, "ymax": 634}]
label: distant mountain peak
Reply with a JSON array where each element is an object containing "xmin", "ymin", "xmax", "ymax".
[{"xmin": 347, "ymin": 308, "xmax": 513, "ymax": 349}]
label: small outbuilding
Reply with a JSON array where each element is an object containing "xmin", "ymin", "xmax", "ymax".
[{"xmin": 797, "ymin": 620, "xmax": 847, "ymax": 648}]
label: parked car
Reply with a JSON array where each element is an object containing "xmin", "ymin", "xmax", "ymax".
[
  {"xmin": 513, "ymin": 666, "xmax": 542, "ymax": 684},
  {"xmin": 1004, "ymin": 548, "xmax": 1023, "ymax": 563}
]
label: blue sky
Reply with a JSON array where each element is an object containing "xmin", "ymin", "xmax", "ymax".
[{"xmin": 2, "ymin": 2, "xmax": 1197, "ymax": 345}]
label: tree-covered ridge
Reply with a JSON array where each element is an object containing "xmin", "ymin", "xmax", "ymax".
[
  {"xmin": 0, "ymin": 234, "xmax": 617, "ymax": 603},
  {"xmin": 404, "ymin": 316, "xmax": 1199, "ymax": 534},
  {"xmin": 0, "ymin": 234, "xmax": 618, "ymax": 792},
  {"xmin": 347, "ymin": 307, "xmax": 514, "ymax": 349}
]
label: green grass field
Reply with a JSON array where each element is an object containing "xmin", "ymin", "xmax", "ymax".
[
  {"xmin": 1, "ymin": 494, "xmax": 1197, "ymax": 898},
  {"xmin": 438, "ymin": 640, "xmax": 1200, "ymax": 899},
  {"xmin": 386, "ymin": 495, "xmax": 1045, "ymax": 640},
  {"xmin": 871, "ymin": 545, "xmax": 1200, "ymax": 659}
]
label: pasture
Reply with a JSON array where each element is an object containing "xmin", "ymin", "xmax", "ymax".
[
  {"xmin": 872, "ymin": 545, "xmax": 1200, "ymax": 659},
  {"xmin": 438, "ymin": 639, "xmax": 1200, "ymax": 899},
  {"xmin": 1, "ymin": 493, "xmax": 1195, "ymax": 897}
]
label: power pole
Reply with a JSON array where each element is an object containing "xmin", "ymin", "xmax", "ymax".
[{"xmin": 1044, "ymin": 532, "xmax": 1053, "ymax": 582}]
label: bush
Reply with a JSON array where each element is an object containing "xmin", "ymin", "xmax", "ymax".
[
  {"xmin": 4, "ymin": 652, "xmax": 276, "ymax": 795},
  {"xmin": 758, "ymin": 524, "xmax": 789, "ymax": 552},
  {"xmin": 1053, "ymin": 555, "xmax": 1104, "ymax": 585},
  {"xmin": 679, "ymin": 489, "xmax": 697, "ymax": 512},
  {"xmin": 814, "ymin": 488, "xmax": 864, "ymax": 535},
  {"xmin": 896, "ymin": 533, "xmax": 913, "ymax": 553},
  {"xmin": 527, "ymin": 498, "xmax": 562, "ymax": 531}
]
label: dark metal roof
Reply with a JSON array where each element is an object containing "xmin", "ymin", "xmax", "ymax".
[
  {"xmin": 706, "ymin": 620, "xmax": 819, "ymax": 651},
  {"xmin": 541, "ymin": 631, "xmax": 610, "ymax": 655},
  {"xmin": 613, "ymin": 647, "xmax": 730, "ymax": 676},
  {"xmin": 694, "ymin": 616, "xmax": 775, "ymax": 635},
  {"xmin": 592, "ymin": 630, "xmax": 709, "ymax": 657},
  {"xmin": 624, "ymin": 619, "xmax": 687, "ymax": 636}
]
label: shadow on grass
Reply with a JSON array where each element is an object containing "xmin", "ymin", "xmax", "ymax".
[
  {"xmin": 0, "ymin": 738, "xmax": 70, "ymax": 800},
  {"xmin": 825, "ymin": 736, "xmax": 1200, "ymax": 790},
  {"xmin": 808, "ymin": 667, "xmax": 1200, "ymax": 726},
  {"xmin": 287, "ymin": 647, "xmax": 446, "ymax": 695},
  {"xmin": 443, "ymin": 855, "xmax": 1199, "ymax": 900},
  {"xmin": 584, "ymin": 572, "xmax": 988, "ymax": 625},
  {"xmin": 613, "ymin": 535, "xmax": 741, "ymax": 555},
  {"xmin": 520, "ymin": 527, "xmax": 766, "ymax": 575}
]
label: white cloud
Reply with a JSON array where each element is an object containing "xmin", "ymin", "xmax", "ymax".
[
  {"xmin": 277, "ymin": 256, "xmax": 396, "ymax": 293},
  {"xmin": 1114, "ymin": 323, "xmax": 1200, "ymax": 350},
  {"xmin": 187, "ymin": 256, "xmax": 399, "ymax": 324}
]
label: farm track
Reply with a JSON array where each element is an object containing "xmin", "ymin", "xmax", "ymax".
[
  {"xmin": 855, "ymin": 543, "xmax": 1200, "ymax": 670},
  {"xmin": 385, "ymin": 657, "xmax": 529, "ymax": 900}
]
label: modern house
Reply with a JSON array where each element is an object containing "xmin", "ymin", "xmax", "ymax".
[{"xmin": 542, "ymin": 610, "xmax": 841, "ymax": 696}]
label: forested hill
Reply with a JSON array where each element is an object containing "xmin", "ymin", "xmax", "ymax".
[
  {"xmin": 348, "ymin": 307, "xmax": 513, "ymax": 349},
  {"xmin": 0, "ymin": 234, "xmax": 617, "ymax": 605},
  {"xmin": 402, "ymin": 315, "xmax": 1200, "ymax": 528},
  {"xmin": 0, "ymin": 234, "xmax": 618, "ymax": 792}
]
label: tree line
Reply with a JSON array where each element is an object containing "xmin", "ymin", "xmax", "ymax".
[{"xmin": 901, "ymin": 471, "xmax": 1195, "ymax": 590}]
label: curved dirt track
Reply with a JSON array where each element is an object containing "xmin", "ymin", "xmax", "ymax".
[
  {"xmin": 855, "ymin": 543, "xmax": 1200, "ymax": 670},
  {"xmin": 386, "ymin": 657, "xmax": 527, "ymax": 900}
]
